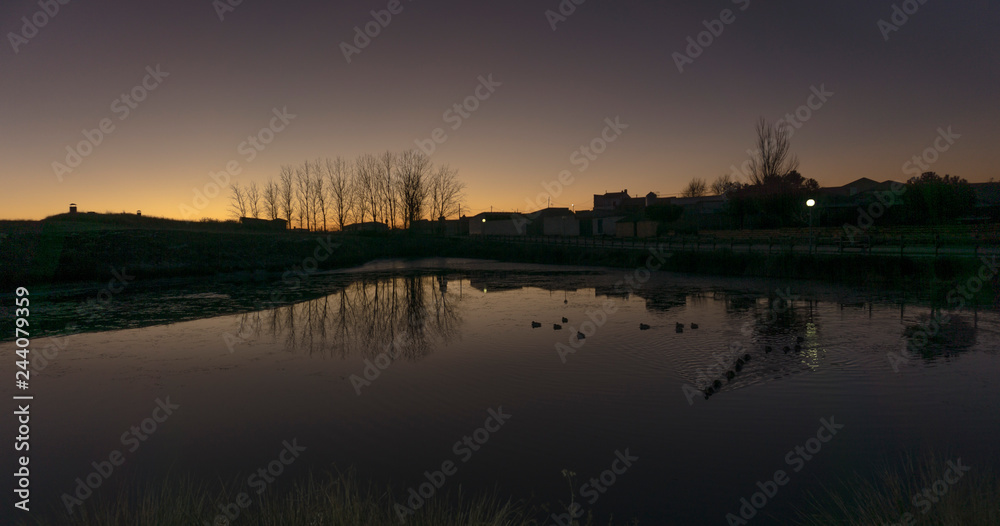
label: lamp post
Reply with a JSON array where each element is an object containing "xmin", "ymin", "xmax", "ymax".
[{"xmin": 806, "ymin": 199, "xmax": 815, "ymax": 254}]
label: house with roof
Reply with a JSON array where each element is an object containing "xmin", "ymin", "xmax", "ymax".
[{"xmin": 468, "ymin": 212, "xmax": 528, "ymax": 236}]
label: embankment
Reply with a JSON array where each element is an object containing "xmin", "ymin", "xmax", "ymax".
[{"xmin": 2, "ymin": 228, "xmax": 996, "ymax": 304}]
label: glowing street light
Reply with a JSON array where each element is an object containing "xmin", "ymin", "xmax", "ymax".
[{"xmin": 806, "ymin": 199, "xmax": 816, "ymax": 253}]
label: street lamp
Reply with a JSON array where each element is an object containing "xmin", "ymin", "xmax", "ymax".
[{"xmin": 806, "ymin": 199, "xmax": 815, "ymax": 254}]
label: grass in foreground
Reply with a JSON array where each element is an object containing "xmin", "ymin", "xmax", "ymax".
[
  {"xmin": 19, "ymin": 470, "xmax": 630, "ymax": 526},
  {"xmin": 792, "ymin": 452, "xmax": 1000, "ymax": 526}
]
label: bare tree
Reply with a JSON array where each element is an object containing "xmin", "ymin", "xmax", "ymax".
[
  {"xmin": 397, "ymin": 149, "xmax": 431, "ymax": 228},
  {"xmin": 681, "ymin": 177, "xmax": 707, "ymax": 198},
  {"xmin": 279, "ymin": 165, "xmax": 295, "ymax": 226},
  {"xmin": 378, "ymin": 151, "xmax": 398, "ymax": 229},
  {"xmin": 428, "ymin": 164, "xmax": 465, "ymax": 220},
  {"xmin": 246, "ymin": 181, "xmax": 261, "ymax": 218},
  {"xmin": 312, "ymin": 159, "xmax": 328, "ymax": 232},
  {"xmin": 263, "ymin": 179, "xmax": 280, "ymax": 220},
  {"xmin": 295, "ymin": 163, "xmax": 312, "ymax": 230},
  {"xmin": 711, "ymin": 174, "xmax": 741, "ymax": 196},
  {"xmin": 354, "ymin": 153, "xmax": 381, "ymax": 224},
  {"xmin": 326, "ymin": 156, "xmax": 354, "ymax": 230},
  {"xmin": 228, "ymin": 182, "xmax": 248, "ymax": 219},
  {"xmin": 748, "ymin": 117, "xmax": 799, "ymax": 186}
]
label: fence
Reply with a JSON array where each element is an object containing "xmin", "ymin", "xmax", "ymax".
[{"xmin": 478, "ymin": 233, "xmax": 998, "ymax": 259}]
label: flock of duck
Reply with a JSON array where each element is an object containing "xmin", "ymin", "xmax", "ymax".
[
  {"xmin": 529, "ymin": 317, "xmax": 806, "ymax": 400},
  {"xmin": 531, "ymin": 319, "xmax": 700, "ymax": 334},
  {"xmin": 703, "ymin": 335, "xmax": 806, "ymax": 400},
  {"xmin": 531, "ymin": 317, "xmax": 589, "ymax": 339}
]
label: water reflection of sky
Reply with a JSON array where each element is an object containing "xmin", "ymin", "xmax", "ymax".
[{"xmin": 4, "ymin": 259, "xmax": 1000, "ymax": 524}]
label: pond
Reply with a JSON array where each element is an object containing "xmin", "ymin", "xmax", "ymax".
[{"xmin": 4, "ymin": 258, "xmax": 999, "ymax": 524}]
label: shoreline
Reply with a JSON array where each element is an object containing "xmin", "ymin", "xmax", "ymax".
[{"xmin": 2, "ymin": 228, "xmax": 996, "ymax": 306}]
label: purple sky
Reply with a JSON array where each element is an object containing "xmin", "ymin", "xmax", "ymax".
[{"xmin": 1, "ymin": 0, "xmax": 997, "ymax": 220}]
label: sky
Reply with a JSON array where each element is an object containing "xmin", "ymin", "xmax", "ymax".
[{"xmin": 1, "ymin": 0, "xmax": 998, "ymax": 220}]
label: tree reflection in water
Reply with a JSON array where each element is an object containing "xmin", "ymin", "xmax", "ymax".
[{"xmin": 232, "ymin": 274, "xmax": 462, "ymax": 359}]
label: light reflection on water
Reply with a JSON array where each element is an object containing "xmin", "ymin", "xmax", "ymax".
[{"xmin": 3, "ymin": 259, "xmax": 1000, "ymax": 524}]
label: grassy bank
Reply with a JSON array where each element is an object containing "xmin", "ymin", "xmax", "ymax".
[
  {"xmin": 2, "ymin": 216, "xmax": 996, "ymax": 305},
  {"xmin": 18, "ymin": 471, "xmax": 625, "ymax": 526},
  {"xmin": 794, "ymin": 453, "xmax": 1000, "ymax": 525},
  {"xmin": 452, "ymin": 238, "xmax": 998, "ymax": 304}
]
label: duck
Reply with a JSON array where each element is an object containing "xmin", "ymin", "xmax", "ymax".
[
  {"xmin": 796, "ymin": 336, "xmax": 805, "ymax": 343},
  {"xmin": 735, "ymin": 362, "xmax": 743, "ymax": 372},
  {"xmin": 675, "ymin": 323, "xmax": 684, "ymax": 333},
  {"xmin": 562, "ymin": 317, "xmax": 569, "ymax": 323},
  {"xmin": 794, "ymin": 344, "xmax": 802, "ymax": 353},
  {"xmin": 639, "ymin": 323, "xmax": 651, "ymax": 330},
  {"xmin": 726, "ymin": 370, "xmax": 735, "ymax": 380},
  {"xmin": 576, "ymin": 332, "xmax": 586, "ymax": 340},
  {"xmin": 743, "ymin": 353, "xmax": 751, "ymax": 361},
  {"xmin": 531, "ymin": 321, "xmax": 541, "ymax": 328},
  {"xmin": 783, "ymin": 346, "xmax": 791, "ymax": 354},
  {"xmin": 764, "ymin": 345, "xmax": 773, "ymax": 353},
  {"xmin": 690, "ymin": 323, "xmax": 699, "ymax": 329},
  {"xmin": 712, "ymin": 380, "xmax": 722, "ymax": 389},
  {"xmin": 553, "ymin": 324, "xmax": 562, "ymax": 330},
  {"xmin": 736, "ymin": 358, "xmax": 745, "ymax": 367},
  {"xmin": 705, "ymin": 387, "xmax": 715, "ymax": 396}
]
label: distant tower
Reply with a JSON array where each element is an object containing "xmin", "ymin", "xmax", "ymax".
[
  {"xmin": 137, "ymin": 210, "xmax": 142, "ymax": 217},
  {"xmin": 69, "ymin": 203, "xmax": 77, "ymax": 214},
  {"xmin": 645, "ymin": 192, "xmax": 657, "ymax": 207}
]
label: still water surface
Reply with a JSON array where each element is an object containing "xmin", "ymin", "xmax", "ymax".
[{"xmin": 5, "ymin": 259, "xmax": 1000, "ymax": 524}]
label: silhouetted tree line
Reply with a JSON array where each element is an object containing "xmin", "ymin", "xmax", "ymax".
[
  {"xmin": 229, "ymin": 150, "xmax": 465, "ymax": 231},
  {"xmin": 680, "ymin": 119, "xmax": 980, "ymax": 228}
]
